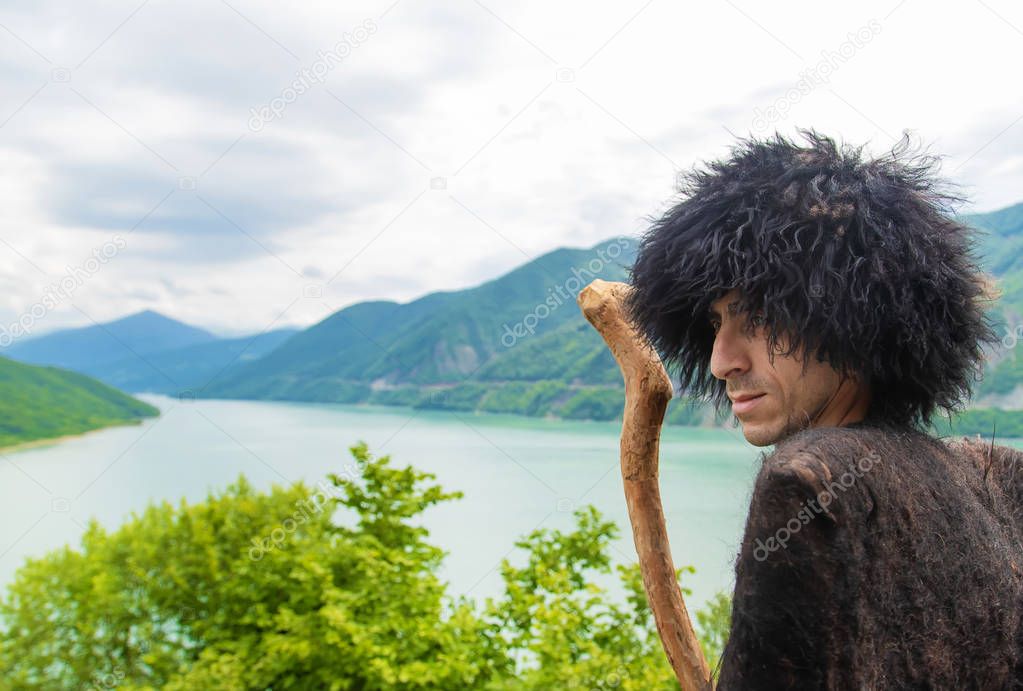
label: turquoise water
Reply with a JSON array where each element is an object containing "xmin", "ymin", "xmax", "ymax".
[{"xmin": 0, "ymin": 395, "xmax": 763, "ymax": 612}]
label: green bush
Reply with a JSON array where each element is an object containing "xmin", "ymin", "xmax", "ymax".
[{"xmin": 0, "ymin": 443, "xmax": 731, "ymax": 689}]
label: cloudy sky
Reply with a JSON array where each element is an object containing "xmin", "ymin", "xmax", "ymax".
[{"xmin": 1, "ymin": 0, "xmax": 1021, "ymax": 338}]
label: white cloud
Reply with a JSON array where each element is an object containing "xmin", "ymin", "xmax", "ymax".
[{"xmin": 0, "ymin": 0, "xmax": 1021, "ymax": 335}]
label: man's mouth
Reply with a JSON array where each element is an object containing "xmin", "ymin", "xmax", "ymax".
[{"xmin": 731, "ymin": 393, "xmax": 766, "ymax": 415}]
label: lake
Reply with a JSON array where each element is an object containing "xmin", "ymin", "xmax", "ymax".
[{"xmin": 0, "ymin": 395, "xmax": 764, "ymax": 612}]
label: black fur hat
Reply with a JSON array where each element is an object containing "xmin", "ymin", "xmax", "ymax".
[{"xmin": 624, "ymin": 128, "xmax": 1000, "ymax": 430}]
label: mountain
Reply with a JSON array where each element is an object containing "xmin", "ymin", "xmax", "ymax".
[
  {"xmin": 965, "ymin": 202, "xmax": 1023, "ymax": 327},
  {"xmin": 966, "ymin": 201, "xmax": 1023, "ymax": 275},
  {"xmin": 94, "ymin": 328, "xmax": 300, "ymax": 395},
  {"xmin": 2, "ymin": 310, "xmax": 216, "ymax": 371},
  {"xmin": 961, "ymin": 202, "xmax": 1023, "ymax": 405},
  {"xmin": 0, "ymin": 356, "xmax": 159, "ymax": 450},
  {"xmin": 1, "ymin": 310, "xmax": 298, "ymax": 396},
  {"xmin": 201, "ymin": 237, "xmax": 636, "ymax": 400}
]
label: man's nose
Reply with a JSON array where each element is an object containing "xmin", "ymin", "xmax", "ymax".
[{"xmin": 709, "ymin": 325, "xmax": 750, "ymax": 381}]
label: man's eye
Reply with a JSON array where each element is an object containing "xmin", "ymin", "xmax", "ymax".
[
  {"xmin": 710, "ymin": 320, "xmax": 720, "ymax": 333},
  {"xmin": 751, "ymin": 313, "xmax": 765, "ymax": 327}
]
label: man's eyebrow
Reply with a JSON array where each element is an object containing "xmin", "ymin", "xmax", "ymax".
[{"xmin": 707, "ymin": 300, "xmax": 740, "ymax": 320}]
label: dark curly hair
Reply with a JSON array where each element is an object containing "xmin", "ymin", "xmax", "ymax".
[{"xmin": 625, "ymin": 128, "xmax": 1000, "ymax": 431}]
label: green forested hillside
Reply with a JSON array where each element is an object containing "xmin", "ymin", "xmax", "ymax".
[
  {"xmin": 968, "ymin": 201, "xmax": 1023, "ymax": 280},
  {"xmin": 477, "ymin": 320, "xmax": 621, "ymax": 385},
  {"xmin": 200, "ymin": 238, "xmax": 637, "ymax": 403},
  {"xmin": 967, "ymin": 202, "xmax": 1023, "ymax": 407},
  {"xmin": 0, "ymin": 356, "xmax": 159, "ymax": 449}
]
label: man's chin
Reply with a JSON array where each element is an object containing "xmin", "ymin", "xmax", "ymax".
[{"xmin": 738, "ymin": 420, "xmax": 783, "ymax": 447}]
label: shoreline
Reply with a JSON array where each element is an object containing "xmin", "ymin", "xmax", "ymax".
[
  {"xmin": 0, "ymin": 417, "xmax": 150, "ymax": 455},
  {"xmin": 186, "ymin": 394, "xmax": 1023, "ymax": 441}
]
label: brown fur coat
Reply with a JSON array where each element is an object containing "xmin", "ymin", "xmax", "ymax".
[{"xmin": 717, "ymin": 422, "xmax": 1023, "ymax": 690}]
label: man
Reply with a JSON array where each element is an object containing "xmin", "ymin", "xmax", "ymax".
[{"xmin": 626, "ymin": 129, "xmax": 1023, "ymax": 688}]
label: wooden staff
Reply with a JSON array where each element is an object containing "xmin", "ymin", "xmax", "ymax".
[{"xmin": 577, "ymin": 279, "xmax": 714, "ymax": 691}]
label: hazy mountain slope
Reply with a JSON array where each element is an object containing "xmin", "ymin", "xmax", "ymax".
[
  {"xmin": 2, "ymin": 310, "xmax": 216, "ymax": 371},
  {"xmin": 94, "ymin": 328, "xmax": 300, "ymax": 395},
  {"xmin": 1, "ymin": 309, "xmax": 299, "ymax": 396}
]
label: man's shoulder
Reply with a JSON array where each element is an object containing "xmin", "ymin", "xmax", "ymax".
[
  {"xmin": 759, "ymin": 425, "xmax": 889, "ymax": 485},
  {"xmin": 940, "ymin": 433, "xmax": 1023, "ymax": 464},
  {"xmin": 769, "ymin": 426, "xmax": 1023, "ymax": 465},
  {"xmin": 747, "ymin": 427, "xmax": 883, "ymax": 526},
  {"xmin": 770, "ymin": 423, "xmax": 885, "ymax": 457},
  {"xmin": 756, "ymin": 426, "xmax": 1023, "ymax": 523},
  {"xmin": 940, "ymin": 434, "xmax": 1023, "ymax": 504}
]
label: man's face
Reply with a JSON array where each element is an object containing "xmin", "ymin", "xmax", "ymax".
[{"xmin": 708, "ymin": 289, "xmax": 871, "ymax": 446}]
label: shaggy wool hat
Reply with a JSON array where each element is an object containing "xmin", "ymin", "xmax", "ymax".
[{"xmin": 625, "ymin": 128, "xmax": 1000, "ymax": 430}]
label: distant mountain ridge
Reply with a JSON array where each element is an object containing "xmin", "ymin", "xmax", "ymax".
[
  {"xmin": 2, "ymin": 309, "xmax": 217, "ymax": 370},
  {"xmin": 98, "ymin": 329, "xmax": 300, "ymax": 396},
  {"xmin": 0, "ymin": 310, "xmax": 297, "ymax": 396}
]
